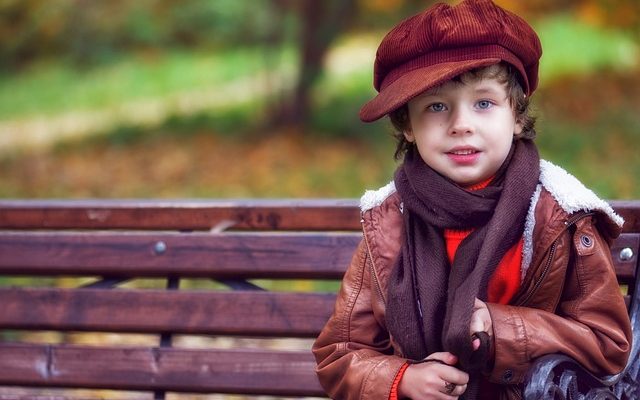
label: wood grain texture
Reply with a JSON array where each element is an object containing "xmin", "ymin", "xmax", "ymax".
[
  {"xmin": 0, "ymin": 231, "xmax": 359, "ymax": 279},
  {"xmin": 0, "ymin": 288, "xmax": 336, "ymax": 336},
  {"xmin": 612, "ymin": 200, "xmax": 640, "ymax": 233},
  {"xmin": 0, "ymin": 199, "xmax": 361, "ymax": 231},
  {"xmin": 0, "ymin": 344, "xmax": 325, "ymax": 396},
  {"xmin": 611, "ymin": 233, "xmax": 639, "ymax": 283},
  {"xmin": 0, "ymin": 199, "xmax": 637, "ymax": 232},
  {"xmin": 0, "ymin": 230, "xmax": 635, "ymax": 282}
]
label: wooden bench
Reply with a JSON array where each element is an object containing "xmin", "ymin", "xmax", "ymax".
[{"xmin": 0, "ymin": 199, "xmax": 639, "ymax": 399}]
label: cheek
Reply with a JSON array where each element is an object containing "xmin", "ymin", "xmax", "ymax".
[
  {"xmin": 496, "ymin": 135, "xmax": 514, "ymax": 163},
  {"xmin": 413, "ymin": 132, "xmax": 439, "ymax": 153}
]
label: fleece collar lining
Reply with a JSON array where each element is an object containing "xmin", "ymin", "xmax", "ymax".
[{"xmin": 359, "ymin": 159, "xmax": 624, "ymax": 279}]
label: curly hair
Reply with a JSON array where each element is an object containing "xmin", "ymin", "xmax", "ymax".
[{"xmin": 388, "ymin": 62, "xmax": 536, "ymax": 160}]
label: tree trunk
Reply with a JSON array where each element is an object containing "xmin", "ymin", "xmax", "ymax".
[{"xmin": 272, "ymin": 0, "xmax": 357, "ymax": 129}]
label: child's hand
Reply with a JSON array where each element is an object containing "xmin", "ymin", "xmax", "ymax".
[
  {"xmin": 470, "ymin": 298, "xmax": 493, "ymax": 351},
  {"xmin": 398, "ymin": 352, "xmax": 469, "ymax": 399}
]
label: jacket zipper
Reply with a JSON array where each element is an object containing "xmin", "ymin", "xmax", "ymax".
[
  {"xmin": 516, "ymin": 240, "xmax": 557, "ymax": 306},
  {"xmin": 361, "ymin": 221, "xmax": 386, "ymax": 303},
  {"xmin": 369, "ymin": 254, "xmax": 385, "ymax": 303},
  {"xmin": 516, "ymin": 211, "xmax": 593, "ymax": 307}
]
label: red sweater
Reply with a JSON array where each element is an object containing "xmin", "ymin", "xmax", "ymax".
[
  {"xmin": 442, "ymin": 177, "xmax": 523, "ymax": 304},
  {"xmin": 444, "ymin": 229, "xmax": 523, "ymax": 304}
]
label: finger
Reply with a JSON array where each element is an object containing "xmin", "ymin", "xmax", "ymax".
[
  {"xmin": 470, "ymin": 312, "xmax": 485, "ymax": 334},
  {"xmin": 442, "ymin": 380, "xmax": 456, "ymax": 395},
  {"xmin": 472, "ymin": 337, "xmax": 480, "ymax": 350},
  {"xmin": 425, "ymin": 351, "xmax": 458, "ymax": 365},
  {"xmin": 441, "ymin": 380, "xmax": 468, "ymax": 397},
  {"xmin": 474, "ymin": 297, "xmax": 484, "ymax": 308},
  {"xmin": 440, "ymin": 366, "xmax": 470, "ymax": 386},
  {"xmin": 450, "ymin": 383, "xmax": 468, "ymax": 397},
  {"xmin": 470, "ymin": 298, "xmax": 490, "ymax": 335},
  {"xmin": 458, "ymin": 383, "xmax": 468, "ymax": 394}
]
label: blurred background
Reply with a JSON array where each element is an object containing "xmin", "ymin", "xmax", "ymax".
[{"xmin": 0, "ymin": 0, "xmax": 639, "ymax": 200}]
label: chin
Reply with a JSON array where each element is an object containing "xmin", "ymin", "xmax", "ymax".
[{"xmin": 453, "ymin": 175, "xmax": 486, "ymax": 187}]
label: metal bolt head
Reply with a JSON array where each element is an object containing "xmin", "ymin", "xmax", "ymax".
[
  {"xmin": 620, "ymin": 247, "xmax": 634, "ymax": 261},
  {"xmin": 154, "ymin": 241, "xmax": 167, "ymax": 255}
]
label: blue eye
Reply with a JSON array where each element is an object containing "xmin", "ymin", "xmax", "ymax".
[
  {"xmin": 428, "ymin": 103, "xmax": 446, "ymax": 112},
  {"xmin": 477, "ymin": 100, "xmax": 493, "ymax": 109}
]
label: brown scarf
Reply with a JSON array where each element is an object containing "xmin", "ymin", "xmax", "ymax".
[{"xmin": 386, "ymin": 139, "xmax": 539, "ymax": 398}]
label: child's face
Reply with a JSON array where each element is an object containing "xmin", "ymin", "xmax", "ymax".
[{"xmin": 404, "ymin": 76, "xmax": 522, "ymax": 186}]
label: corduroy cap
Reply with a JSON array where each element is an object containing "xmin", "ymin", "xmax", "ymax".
[{"xmin": 359, "ymin": 0, "xmax": 542, "ymax": 122}]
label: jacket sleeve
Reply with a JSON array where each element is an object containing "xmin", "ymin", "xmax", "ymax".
[
  {"xmin": 486, "ymin": 217, "xmax": 632, "ymax": 384},
  {"xmin": 312, "ymin": 239, "xmax": 407, "ymax": 399}
]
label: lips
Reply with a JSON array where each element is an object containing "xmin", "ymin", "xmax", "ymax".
[
  {"xmin": 448, "ymin": 148, "xmax": 478, "ymax": 155},
  {"xmin": 446, "ymin": 147, "xmax": 480, "ymax": 164}
]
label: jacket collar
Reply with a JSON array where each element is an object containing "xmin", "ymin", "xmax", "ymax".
[
  {"xmin": 360, "ymin": 159, "xmax": 623, "ymax": 228},
  {"xmin": 538, "ymin": 159, "xmax": 623, "ymax": 229},
  {"xmin": 360, "ymin": 159, "xmax": 624, "ymax": 281}
]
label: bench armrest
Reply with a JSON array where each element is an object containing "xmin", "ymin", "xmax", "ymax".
[{"xmin": 523, "ymin": 354, "xmax": 623, "ymax": 399}]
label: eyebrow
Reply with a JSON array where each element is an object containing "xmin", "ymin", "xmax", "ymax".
[
  {"xmin": 473, "ymin": 86, "xmax": 503, "ymax": 95},
  {"xmin": 415, "ymin": 83, "xmax": 506, "ymax": 101},
  {"xmin": 419, "ymin": 87, "xmax": 442, "ymax": 98}
]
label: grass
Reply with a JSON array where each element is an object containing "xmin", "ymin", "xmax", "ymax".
[{"xmin": 0, "ymin": 46, "xmax": 295, "ymax": 120}]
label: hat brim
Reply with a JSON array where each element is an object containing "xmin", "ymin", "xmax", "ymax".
[{"xmin": 359, "ymin": 58, "xmax": 501, "ymax": 123}]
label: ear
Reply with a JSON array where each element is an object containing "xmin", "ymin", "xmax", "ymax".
[
  {"xmin": 514, "ymin": 120, "xmax": 523, "ymax": 136},
  {"xmin": 403, "ymin": 130, "xmax": 415, "ymax": 143}
]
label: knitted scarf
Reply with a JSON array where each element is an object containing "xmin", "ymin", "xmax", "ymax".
[{"xmin": 386, "ymin": 139, "xmax": 540, "ymax": 398}]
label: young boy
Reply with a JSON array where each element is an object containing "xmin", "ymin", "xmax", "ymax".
[{"xmin": 312, "ymin": 1, "xmax": 632, "ymax": 399}]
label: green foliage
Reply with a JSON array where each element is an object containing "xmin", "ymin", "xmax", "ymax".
[
  {"xmin": 62, "ymin": 105, "xmax": 262, "ymax": 151},
  {"xmin": 0, "ymin": 0, "xmax": 289, "ymax": 69},
  {"xmin": 310, "ymin": 68, "xmax": 379, "ymax": 138},
  {"xmin": 0, "ymin": 47, "xmax": 293, "ymax": 119},
  {"xmin": 536, "ymin": 108, "xmax": 640, "ymax": 199},
  {"xmin": 536, "ymin": 14, "xmax": 639, "ymax": 80}
]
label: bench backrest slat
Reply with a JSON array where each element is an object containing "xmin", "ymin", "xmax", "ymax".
[
  {"xmin": 0, "ymin": 344, "xmax": 325, "ymax": 397},
  {"xmin": 613, "ymin": 200, "xmax": 640, "ymax": 233},
  {"xmin": 0, "ymin": 232, "xmax": 359, "ymax": 279},
  {"xmin": 613, "ymin": 233, "xmax": 639, "ymax": 283},
  {"xmin": 1, "ymin": 199, "xmax": 638, "ymax": 232},
  {"xmin": 0, "ymin": 231, "xmax": 635, "ymax": 285},
  {"xmin": 0, "ymin": 288, "xmax": 336, "ymax": 337},
  {"xmin": 0, "ymin": 199, "xmax": 361, "ymax": 231}
]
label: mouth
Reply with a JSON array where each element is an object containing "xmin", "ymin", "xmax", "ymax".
[
  {"xmin": 445, "ymin": 147, "xmax": 481, "ymax": 164},
  {"xmin": 446, "ymin": 147, "xmax": 480, "ymax": 155}
]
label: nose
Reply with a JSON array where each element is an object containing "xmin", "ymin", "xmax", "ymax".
[{"xmin": 449, "ymin": 107, "xmax": 473, "ymax": 136}]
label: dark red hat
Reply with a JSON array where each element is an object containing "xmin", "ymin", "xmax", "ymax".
[{"xmin": 359, "ymin": 0, "xmax": 542, "ymax": 122}]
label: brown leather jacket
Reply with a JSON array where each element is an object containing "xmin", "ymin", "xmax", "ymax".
[{"xmin": 313, "ymin": 161, "xmax": 632, "ymax": 399}]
